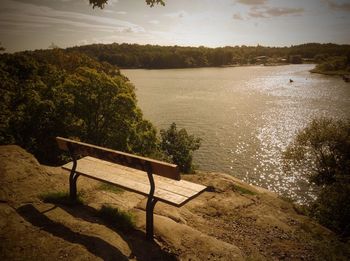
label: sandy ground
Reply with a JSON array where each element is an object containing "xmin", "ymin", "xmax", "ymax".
[{"xmin": 1, "ymin": 145, "xmax": 349, "ymax": 260}]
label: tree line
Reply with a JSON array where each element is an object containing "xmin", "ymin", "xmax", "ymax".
[{"xmin": 66, "ymin": 42, "xmax": 350, "ymax": 69}]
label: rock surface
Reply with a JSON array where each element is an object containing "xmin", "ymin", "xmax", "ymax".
[{"xmin": 0, "ymin": 145, "xmax": 349, "ymax": 260}]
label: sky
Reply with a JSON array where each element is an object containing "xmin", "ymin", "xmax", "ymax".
[{"xmin": 1, "ymin": 0, "xmax": 350, "ymax": 52}]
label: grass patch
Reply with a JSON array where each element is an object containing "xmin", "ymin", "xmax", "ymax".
[
  {"xmin": 233, "ymin": 185, "xmax": 257, "ymax": 195},
  {"xmin": 97, "ymin": 205, "xmax": 135, "ymax": 231},
  {"xmin": 98, "ymin": 183, "xmax": 124, "ymax": 194},
  {"xmin": 39, "ymin": 191, "xmax": 84, "ymax": 206}
]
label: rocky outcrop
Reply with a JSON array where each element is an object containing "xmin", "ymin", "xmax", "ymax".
[{"xmin": 0, "ymin": 145, "xmax": 349, "ymax": 260}]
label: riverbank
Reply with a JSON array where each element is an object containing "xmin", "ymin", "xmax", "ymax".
[
  {"xmin": 1, "ymin": 145, "xmax": 349, "ymax": 260},
  {"xmin": 310, "ymin": 68, "xmax": 350, "ymax": 77},
  {"xmin": 120, "ymin": 62, "xmax": 291, "ymax": 70}
]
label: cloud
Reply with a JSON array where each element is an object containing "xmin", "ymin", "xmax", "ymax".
[
  {"xmin": 149, "ymin": 20, "xmax": 160, "ymax": 25},
  {"xmin": 234, "ymin": 1, "xmax": 304, "ymax": 20},
  {"xmin": 0, "ymin": 0, "xmax": 144, "ymax": 33},
  {"xmin": 164, "ymin": 10, "xmax": 187, "ymax": 18},
  {"xmin": 103, "ymin": 10, "xmax": 127, "ymax": 15},
  {"xmin": 235, "ymin": 0, "xmax": 267, "ymax": 6},
  {"xmin": 327, "ymin": 0, "xmax": 350, "ymax": 12},
  {"xmin": 248, "ymin": 7, "xmax": 304, "ymax": 18},
  {"xmin": 232, "ymin": 13, "xmax": 244, "ymax": 20}
]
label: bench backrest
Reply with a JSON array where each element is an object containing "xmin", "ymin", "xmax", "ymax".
[{"xmin": 56, "ymin": 137, "xmax": 181, "ymax": 180}]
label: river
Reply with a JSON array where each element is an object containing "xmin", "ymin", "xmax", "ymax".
[{"xmin": 122, "ymin": 64, "xmax": 350, "ymax": 203}]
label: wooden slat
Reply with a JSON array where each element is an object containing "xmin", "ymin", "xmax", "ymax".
[
  {"xmin": 62, "ymin": 157, "xmax": 206, "ymax": 206},
  {"xmin": 85, "ymin": 157, "xmax": 206, "ymax": 198},
  {"xmin": 56, "ymin": 137, "xmax": 180, "ymax": 180}
]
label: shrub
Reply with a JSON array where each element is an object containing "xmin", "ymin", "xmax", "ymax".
[
  {"xmin": 310, "ymin": 183, "xmax": 350, "ymax": 237},
  {"xmin": 160, "ymin": 123, "xmax": 201, "ymax": 173},
  {"xmin": 284, "ymin": 118, "xmax": 350, "ymax": 236}
]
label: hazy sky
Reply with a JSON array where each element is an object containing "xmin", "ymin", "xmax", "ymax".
[{"xmin": 1, "ymin": 0, "xmax": 350, "ymax": 52}]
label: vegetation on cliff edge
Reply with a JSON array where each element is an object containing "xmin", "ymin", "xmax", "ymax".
[{"xmin": 284, "ymin": 118, "xmax": 350, "ymax": 237}]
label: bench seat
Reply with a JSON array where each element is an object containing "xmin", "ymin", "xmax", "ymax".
[{"xmin": 62, "ymin": 156, "xmax": 206, "ymax": 207}]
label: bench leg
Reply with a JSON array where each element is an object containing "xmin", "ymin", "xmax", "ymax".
[
  {"xmin": 146, "ymin": 197, "xmax": 158, "ymax": 240},
  {"xmin": 69, "ymin": 171, "xmax": 80, "ymax": 201},
  {"xmin": 67, "ymin": 144, "xmax": 79, "ymax": 201}
]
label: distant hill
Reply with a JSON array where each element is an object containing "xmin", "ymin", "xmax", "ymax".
[{"xmin": 66, "ymin": 42, "xmax": 350, "ymax": 69}]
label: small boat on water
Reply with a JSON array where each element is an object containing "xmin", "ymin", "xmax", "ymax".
[{"xmin": 289, "ymin": 79, "xmax": 294, "ymax": 83}]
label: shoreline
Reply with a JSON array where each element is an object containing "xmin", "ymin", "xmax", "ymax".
[
  {"xmin": 120, "ymin": 62, "xmax": 303, "ymax": 70},
  {"xmin": 310, "ymin": 69, "xmax": 350, "ymax": 77}
]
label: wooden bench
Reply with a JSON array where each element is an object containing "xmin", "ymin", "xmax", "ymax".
[{"xmin": 56, "ymin": 137, "xmax": 206, "ymax": 240}]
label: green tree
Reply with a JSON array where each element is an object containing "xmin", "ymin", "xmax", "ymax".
[
  {"xmin": 284, "ymin": 118, "xmax": 350, "ymax": 236},
  {"xmin": 0, "ymin": 53, "xmax": 70, "ymax": 163},
  {"xmin": 160, "ymin": 123, "xmax": 201, "ymax": 173},
  {"xmin": 61, "ymin": 67, "xmax": 158, "ymax": 156},
  {"xmin": 89, "ymin": 0, "xmax": 164, "ymax": 9},
  {"xmin": 0, "ymin": 51, "xmax": 158, "ymax": 163}
]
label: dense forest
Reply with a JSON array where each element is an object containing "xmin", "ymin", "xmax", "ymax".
[{"xmin": 67, "ymin": 42, "xmax": 350, "ymax": 69}]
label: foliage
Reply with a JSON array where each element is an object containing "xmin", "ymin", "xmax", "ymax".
[
  {"xmin": 39, "ymin": 191, "xmax": 84, "ymax": 205},
  {"xmin": 0, "ymin": 48, "xmax": 201, "ymax": 172},
  {"xmin": 160, "ymin": 123, "xmax": 201, "ymax": 173},
  {"xmin": 0, "ymin": 49, "xmax": 158, "ymax": 164},
  {"xmin": 310, "ymin": 183, "xmax": 350, "ymax": 237},
  {"xmin": 67, "ymin": 42, "xmax": 350, "ymax": 69},
  {"xmin": 284, "ymin": 118, "xmax": 350, "ymax": 186},
  {"xmin": 97, "ymin": 205, "xmax": 135, "ymax": 231},
  {"xmin": 311, "ymin": 56, "xmax": 350, "ymax": 74},
  {"xmin": 89, "ymin": 0, "xmax": 164, "ymax": 9},
  {"xmin": 284, "ymin": 118, "xmax": 350, "ymax": 236}
]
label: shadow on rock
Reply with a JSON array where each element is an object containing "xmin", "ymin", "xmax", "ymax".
[
  {"xmin": 16, "ymin": 204, "xmax": 128, "ymax": 261},
  {"xmin": 59, "ymin": 204, "xmax": 177, "ymax": 261}
]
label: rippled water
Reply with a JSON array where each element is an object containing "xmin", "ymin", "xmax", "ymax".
[{"xmin": 122, "ymin": 65, "xmax": 350, "ymax": 203}]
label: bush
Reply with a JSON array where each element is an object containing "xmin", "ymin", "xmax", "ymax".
[
  {"xmin": 160, "ymin": 123, "xmax": 201, "ymax": 173},
  {"xmin": 310, "ymin": 183, "xmax": 350, "ymax": 237},
  {"xmin": 284, "ymin": 118, "xmax": 350, "ymax": 236},
  {"xmin": 313, "ymin": 56, "xmax": 349, "ymax": 73}
]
